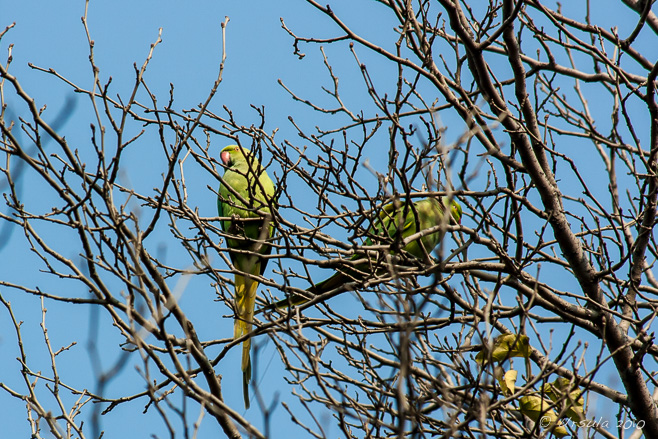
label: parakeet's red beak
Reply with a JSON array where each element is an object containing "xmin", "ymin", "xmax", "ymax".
[{"xmin": 221, "ymin": 151, "xmax": 230, "ymax": 165}]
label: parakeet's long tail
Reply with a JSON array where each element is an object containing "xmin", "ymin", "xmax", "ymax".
[
  {"xmin": 234, "ymin": 273, "xmax": 259, "ymax": 409},
  {"xmin": 259, "ymin": 264, "xmax": 364, "ymax": 313}
]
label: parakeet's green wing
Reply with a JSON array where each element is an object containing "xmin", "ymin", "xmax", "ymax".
[
  {"xmin": 217, "ymin": 180, "xmax": 275, "ymax": 275},
  {"xmin": 381, "ymin": 197, "xmax": 453, "ymax": 260}
]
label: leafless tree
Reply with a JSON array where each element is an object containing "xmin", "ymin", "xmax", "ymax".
[{"xmin": 2, "ymin": 1, "xmax": 658, "ymax": 438}]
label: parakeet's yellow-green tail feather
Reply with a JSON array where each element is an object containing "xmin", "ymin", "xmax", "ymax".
[
  {"xmin": 243, "ymin": 353, "xmax": 252, "ymax": 409},
  {"xmin": 233, "ymin": 273, "xmax": 259, "ymax": 409}
]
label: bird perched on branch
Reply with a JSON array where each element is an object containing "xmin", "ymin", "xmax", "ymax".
[
  {"xmin": 217, "ymin": 145, "xmax": 276, "ymax": 409},
  {"xmin": 262, "ymin": 196, "xmax": 461, "ymax": 312}
]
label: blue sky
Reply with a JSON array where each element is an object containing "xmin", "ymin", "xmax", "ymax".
[{"xmin": 1, "ymin": 1, "xmax": 654, "ymax": 438}]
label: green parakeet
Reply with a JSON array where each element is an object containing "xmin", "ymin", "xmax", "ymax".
[
  {"xmin": 263, "ymin": 196, "xmax": 461, "ymax": 311},
  {"xmin": 217, "ymin": 145, "xmax": 276, "ymax": 409}
]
